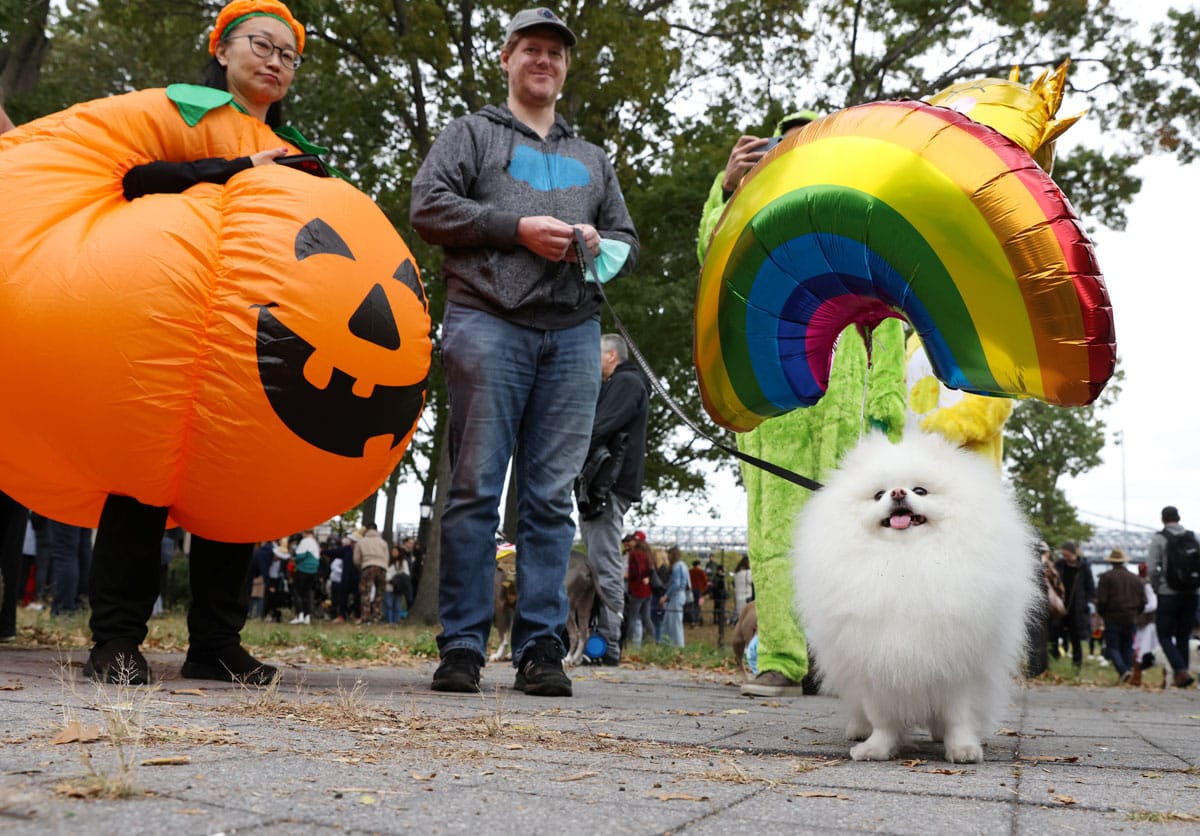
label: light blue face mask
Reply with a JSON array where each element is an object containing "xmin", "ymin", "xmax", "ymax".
[{"xmin": 586, "ymin": 238, "xmax": 632, "ymax": 283}]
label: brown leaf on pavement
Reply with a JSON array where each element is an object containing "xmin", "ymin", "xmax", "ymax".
[
  {"xmin": 50, "ymin": 722, "xmax": 102, "ymax": 745},
  {"xmin": 141, "ymin": 756, "xmax": 191, "ymax": 766}
]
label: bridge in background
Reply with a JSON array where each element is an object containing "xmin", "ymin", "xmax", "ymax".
[{"xmin": 377, "ymin": 524, "xmax": 1155, "ymax": 563}]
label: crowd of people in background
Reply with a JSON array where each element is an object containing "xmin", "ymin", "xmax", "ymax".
[
  {"xmin": 1030, "ymin": 505, "xmax": 1199, "ymax": 689},
  {"xmin": 246, "ymin": 528, "xmax": 425, "ymax": 627}
]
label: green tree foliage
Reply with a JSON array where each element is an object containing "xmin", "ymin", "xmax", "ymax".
[{"xmin": 3, "ymin": 0, "xmax": 1197, "ymax": 534}]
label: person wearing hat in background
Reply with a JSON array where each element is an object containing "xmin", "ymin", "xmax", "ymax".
[
  {"xmin": 410, "ymin": 7, "xmax": 638, "ymax": 697},
  {"xmin": 1095, "ymin": 547, "xmax": 1147, "ymax": 684},
  {"xmin": 697, "ymin": 110, "xmax": 908, "ymax": 697},
  {"xmin": 1054, "ymin": 541, "xmax": 1096, "ymax": 672}
]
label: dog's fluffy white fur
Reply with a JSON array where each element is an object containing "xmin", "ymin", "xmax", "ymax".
[{"xmin": 793, "ymin": 431, "xmax": 1037, "ymax": 763}]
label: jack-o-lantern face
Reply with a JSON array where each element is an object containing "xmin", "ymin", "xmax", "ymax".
[
  {"xmin": 256, "ymin": 218, "xmax": 427, "ymax": 458},
  {"xmin": 0, "ymin": 89, "xmax": 432, "ymax": 541}
]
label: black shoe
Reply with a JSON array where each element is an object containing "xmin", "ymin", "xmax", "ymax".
[
  {"xmin": 514, "ymin": 639, "xmax": 572, "ymax": 697},
  {"xmin": 582, "ymin": 652, "xmax": 620, "ymax": 667},
  {"xmin": 431, "ymin": 648, "xmax": 482, "ymax": 693},
  {"xmin": 181, "ymin": 645, "xmax": 278, "ymax": 686},
  {"xmin": 83, "ymin": 639, "xmax": 151, "ymax": 685}
]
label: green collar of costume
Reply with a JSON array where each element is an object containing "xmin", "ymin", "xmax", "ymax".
[{"xmin": 165, "ymin": 84, "xmax": 328, "ymax": 156}]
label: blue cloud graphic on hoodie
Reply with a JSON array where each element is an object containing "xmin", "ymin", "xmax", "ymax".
[{"xmin": 508, "ymin": 145, "xmax": 591, "ymax": 191}]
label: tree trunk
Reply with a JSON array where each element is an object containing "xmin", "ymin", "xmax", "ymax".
[
  {"xmin": 0, "ymin": 0, "xmax": 50, "ymax": 100},
  {"xmin": 382, "ymin": 465, "xmax": 400, "ymax": 545},
  {"xmin": 361, "ymin": 491, "xmax": 379, "ymax": 531},
  {"xmin": 410, "ymin": 424, "xmax": 450, "ymax": 626}
]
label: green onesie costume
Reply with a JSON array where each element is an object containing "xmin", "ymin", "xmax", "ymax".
[{"xmin": 698, "ymin": 118, "xmax": 907, "ymax": 683}]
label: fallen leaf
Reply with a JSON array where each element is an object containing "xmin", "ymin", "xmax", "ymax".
[
  {"xmin": 0, "ymin": 684, "xmax": 24, "ymax": 691},
  {"xmin": 170, "ymin": 689, "xmax": 206, "ymax": 697},
  {"xmin": 996, "ymin": 728, "xmax": 1019, "ymax": 736},
  {"xmin": 411, "ymin": 773, "xmax": 436, "ymax": 781},
  {"xmin": 920, "ymin": 768, "xmax": 967, "ymax": 775},
  {"xmin": 723, "ymin": 709, "xmax": 748, "ymax": 715},
  {"xmin": 141, "ymin": 756, "xmax": 190, "ymax": 766},
  {"xmin": 899, "ymin": 759, "xmax": 924, "ymax": 767},
  {"xmin": 650, "ymin": 792, "xmax": 710, "ymax": 802},
  {"xmin": 175, "ymin": 809, "xmax": 207, "ymax": 815},
  {"xmin": 50, "ymin": 722, "xmax": 102, "ymax": 745},
  {"xmin": 1141, "ymin": 772, "xmax": 1164, "ymax": 779},
  {"xmin": 594, "ymin": 733, "xmax": 615, "ymax": 739},
  {"xmin": 359, "ymin": 795, "xmax": 376, "ymax": 805},
  {"xmin": 553, "ymin": 771, "xmax": 599, "ymax": 782},
  {"xmin": 504, "ymin": 743, "xmax": 525, "ymax": 749},
  {"xmin": 795, "ymin": 791, "xmax": 850, "ymax": 800},
  {"xmin": 1020, "ymin": 755, "xmax": 1079, "ymax": 763},
  {"xmin": 1052, "ymin": 794, "xmax": 1077, "ymax": 805}
]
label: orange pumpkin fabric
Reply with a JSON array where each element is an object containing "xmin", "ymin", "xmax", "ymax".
[{"xmin": 0, "ymin": 89, "xmax": 430, "ymax": 540}]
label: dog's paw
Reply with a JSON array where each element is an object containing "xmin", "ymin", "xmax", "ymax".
[
  {"xmin": 943, "ymin": 737, "xmax": 983, "ymax": 764},
  {"xmin": 849, "ymin": 731, "xmax": 898, "ymax": 761}
]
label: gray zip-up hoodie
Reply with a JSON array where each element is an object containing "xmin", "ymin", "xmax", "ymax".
[{"xmin": 410, "ymin": 104, "xmax": 639, "ymax": 330}]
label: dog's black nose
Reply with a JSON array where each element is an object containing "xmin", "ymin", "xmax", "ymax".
[{"xmin": 891, "ymin": 488, "xmax": 907, "ymax": 500}]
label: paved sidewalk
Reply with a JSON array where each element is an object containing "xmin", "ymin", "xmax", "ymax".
[{"xmin": 0, "ymin": 646, "xmax": 1198, "ymax": 834}]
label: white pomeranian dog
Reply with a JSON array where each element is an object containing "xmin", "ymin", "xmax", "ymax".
[{"xmin": 793, "ymin": 431, "xmax": 1037, "ymax": 763}]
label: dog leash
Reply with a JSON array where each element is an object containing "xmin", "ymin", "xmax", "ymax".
[{"xmin": 573, "ymin": 229, "xmax": 823, "ymax": 492}]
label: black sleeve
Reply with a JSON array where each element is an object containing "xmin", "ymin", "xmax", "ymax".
[{"xmin": 122, "ymin": 156, "xmax": 254, "ymax": 200}]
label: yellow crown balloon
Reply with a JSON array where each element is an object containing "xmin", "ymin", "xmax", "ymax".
[{"xmin": 926, "ymin": 59, "xmax": 1085, "ymax": 172}]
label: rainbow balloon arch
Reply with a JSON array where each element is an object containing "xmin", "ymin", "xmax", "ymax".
[{"xmin": 694, "ymin": 99, "xmax": 1115, "ymax": 433}]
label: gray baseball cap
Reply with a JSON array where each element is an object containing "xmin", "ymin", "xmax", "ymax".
[{"xmin": 505, "ymin": 7, "xmax": 577, "ymax": 47}]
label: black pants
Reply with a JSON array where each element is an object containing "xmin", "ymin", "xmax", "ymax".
[
  {"xmin": 0, "ymin": 491, "xmax": 30, "ymax": 637},
  {"xmin": 88, "ymin": 494, "xmax": 253, "ymax": 654}
]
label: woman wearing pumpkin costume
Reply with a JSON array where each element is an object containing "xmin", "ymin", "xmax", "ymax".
[{"xmin": 83, "ymin": 0, "xmax": 319, "ymax": 686}]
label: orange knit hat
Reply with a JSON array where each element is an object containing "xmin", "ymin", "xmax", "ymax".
[{"xmin": 208, "ymin": 0, "xmax": 305, "ymax": 56}]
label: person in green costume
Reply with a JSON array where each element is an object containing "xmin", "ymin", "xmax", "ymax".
[{"xmin": 697, "ymin": 111, "xmax": 908, "ymax": 696}]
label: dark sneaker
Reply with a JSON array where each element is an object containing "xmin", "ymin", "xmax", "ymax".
[
  {"xmin": 181, "ymin": 645, "xmax": 279, "ymax": 686},
  {"xmin": 514, "ymin": 639, "xmax": 572, "ymax": 697},
  {"xmin": 582, "ymin": 652, "xmax": 620, "ymax": 667},
  {"xmin": 83, "ymin": 639, "xmax": 151, "ymax": 685},
  {"xmin": 431, "ymin": 648, "xmax": 482, "ymax": 693}
]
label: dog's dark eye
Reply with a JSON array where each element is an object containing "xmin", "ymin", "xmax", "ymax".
[
  {"xmin": 912, "ymin": 486, "xmax": 928, "ymax": 496},
  {"xmin": 874, "ymin": 490, "xmax": 885, "ymax": 501}
]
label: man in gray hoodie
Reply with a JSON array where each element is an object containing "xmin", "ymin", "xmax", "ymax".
[{"xmin": 410, "ymin": 7, "xmax": 638, "ymax": 698}]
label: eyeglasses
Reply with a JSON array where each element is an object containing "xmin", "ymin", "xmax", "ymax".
[{"xmin": 229, "ymin": 34, "xmax": 303, "ymax": 70}]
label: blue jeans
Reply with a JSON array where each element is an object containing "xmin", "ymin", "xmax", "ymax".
[
  {"xmin": 437, "ymin": 303, "xmax": 600, "ymax": 665},
  {"xmin": 1156, "ymin": 592, "xmax": 1198, "ymax": 673},
  {"xmin": 1103, "ymin": 621, "xmax": 1136, "ymax": 676},
  {"xmin": 48, "ymin": 521, "xmax": 92, "ymax": 616},
  {"xmin": 663, "ymin": 597, "xmax": 685, "ymax": 647}
]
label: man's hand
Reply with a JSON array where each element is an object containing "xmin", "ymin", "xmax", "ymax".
[
  {"xmin": 517, "ymin": 215, "xmax": 576, "ymax": 261},
  {"xmin": 562, "ymin": 223, "xmax": 599, "ymax": 263},
  {"xmin": 722, "ymin": 134, "xmax": 772, "ymax": 192}
]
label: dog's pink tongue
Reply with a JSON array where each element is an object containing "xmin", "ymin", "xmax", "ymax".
[{"xmin": 889, "ymin": 513, "xmax": 912, "ymax": 530}]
